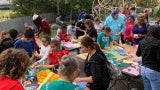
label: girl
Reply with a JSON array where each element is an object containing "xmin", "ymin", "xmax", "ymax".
[
  {"xmin": 94, "ymin": 17, "xmax": 103, "ymax": 33},
  {"xmin": 0, "ymin": 49, "xmax": 30, "ymax": 90},
  {"xmin": 123, "ymin": 15, "xmax": 135, "ymax": 44},
  {"xmin": 56, "ymin": 24, "xmax": 70, "ymax": 42},
  {"xmin": 0, "ymin": 30, "xmax": 10, "ymax": 43},
  {"xmin": 36, "ymin": 40, "xmax": 68, "ymax": 69},
  {"xmin": 0, "ymin": 30, "xmax": 14, "ymax": 53},
  {"xmin": 33, "ymin": 35, "xmax": 51, "ymax": 66}
]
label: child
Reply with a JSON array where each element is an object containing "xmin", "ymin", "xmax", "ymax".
[
  {"xmin": 14, "ymin": 29, "xmax": 35, "ymax": 60},
  {"xmin": 97, "ymin": 26, "xmax": 120, "ymax": 49},
  {"xmin": 67, "ymin": 22, "xmax": 76, "ymax": 39},
  {"xmin": 0, "ymin": 30, "xmax": 10, "ymax": 43},
  {"xmin": 0, "ymin": 30, "xmax": 14, "ymax": 53},
  {"xmin": 85, "ymin": 19, "xmax": 97, "ymax": 41},
  {"xmin": 35, "ymin": 40, "xmax": 68, "ymax": 69},
  {"xmin": 155, "ymin": 21, "xmax": 160, "ymax": 31},
  {"xmin": 56, "ymin": 24, "xmax": 70, "ymax": 42},
  {"xmin": 33, "ymin": 35, "xmax": 51, "ymax": 66},
  {"xmin": 94, "ymin": 17, "xmax": 103, "ymax": 33}
]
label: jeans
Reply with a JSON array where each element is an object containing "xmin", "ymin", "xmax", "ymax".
[{"xmin": 141, "ymin": 66, "xmax": 160, "ymax": 90}]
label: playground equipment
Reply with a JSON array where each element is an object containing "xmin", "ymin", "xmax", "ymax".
[{"xmin": 92, "ymin": 0, "xmax": 113, "ymax": 20}]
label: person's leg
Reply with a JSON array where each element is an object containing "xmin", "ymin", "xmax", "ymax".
[
  {"xmin": 141, "ymin": 66, "xmax": 152, "ymax": 90},
  {"xmin": 146, "ymin": 67, "xmax": 160, "ymax": 90}
]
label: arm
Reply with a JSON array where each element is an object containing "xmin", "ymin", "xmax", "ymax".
[
  {"xmin": 156, "ymin": 45, "xmax": 160, "ymax": 66},
  {"xmin": 136, "ymin": 44, "xmax": 141, "ymax": 57},
  {"xmin": 37, "ymin": 46, "xmax": 51, "ymax": 63},
  {"xmin": 36, "ymin": 64, "xmax": 54, "ymax": 69},
  {"xmin": 120, "ymin": 21, "xmax": 125, "ymax": 34}
]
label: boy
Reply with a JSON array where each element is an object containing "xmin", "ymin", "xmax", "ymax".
[
  {"xmin": 14, "ymin": 29, "xmax": 35, "ymax": 60},
  {"xmin": 97, "ymin": 26, "xmax": 120, "ymax": 49}
]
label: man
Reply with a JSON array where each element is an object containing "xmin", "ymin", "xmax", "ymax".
[{"xmin": 104, "ymin": 9, "xmax": 125, "ymax": 42}]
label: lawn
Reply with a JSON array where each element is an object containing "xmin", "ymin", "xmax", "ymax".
[{"xmin": 0, "ymin": 10, "xmax": 13, "ymax": 21}]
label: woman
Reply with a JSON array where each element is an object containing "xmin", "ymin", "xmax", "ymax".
[
  {"xmin": 136, "ymin": 26, "xmax": 160, "ymax": 90},
  {"xmin": 0, "ymin": 48, "xmax": 30, "ymax": 90},
  {"xmin": 33, "ymin": 14, "xmax": 51, "ymax": 36},
  {"xmin": 132, "ymin": 13, "xmax": 148, "ymax": 45},
  {"xmin": 85, "ymin": 19, "xmax": 97, "ymax": 41},
  {"xmin": 74, "ymin": 36, "xmax": 110, "ymax": 90},
  {"xmin": 123, "ymin": 15, "xmax": 135, "ymax": 44},
  {"xmin": 40, "ymin": 55, "xmax": 83, "ymax": 90}
]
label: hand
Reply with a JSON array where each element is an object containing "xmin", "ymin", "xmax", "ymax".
[
  {"xmin": 74, "ymin": 77, "xmax": 82, "ymax": 83},
  {"xmin": 33, "ymin": 62, "xmax": 39, "ymax": 68},
  {"xmin": 35, "ymin": 65, "xmax": 43, "ymax": 68},
  {"xmin": 133, "ymin": 34, "xmax": 139, "ymax": 39},
  {"xmin": 118, "ymin": 32, "xmax": 121, "ymax": 36}
]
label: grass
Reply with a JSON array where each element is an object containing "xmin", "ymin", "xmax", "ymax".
[
  {"xmin": 0, "ymin": 10, "xmax": 13, "ymax": 21},
  {"xmin": 39, "ymin": 29, "xmax": 57, "ymax": 39}
]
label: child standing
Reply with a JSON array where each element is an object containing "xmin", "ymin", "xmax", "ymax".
[
  {"xmin": 97, "ymin": 26, "xmax": 120, "ymax": 49},
  {"xmin": 33, "ymin": 35, "xmax": 51, "ymax": 66},
  {"xmin": 14, "ymin": 29, "xmax": 35, "ymax": 60}
]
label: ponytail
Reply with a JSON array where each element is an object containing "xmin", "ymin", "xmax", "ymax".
[{"xmin": 93, "ymin": 42, "xmax": 101, "ymax": 50}]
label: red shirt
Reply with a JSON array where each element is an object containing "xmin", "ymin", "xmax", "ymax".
[
  {"xmin": 49, "ymin": 50, "xmax": 68, "ymax": 65},
  {"xmin": 59, "ymin": 32, "xmax": 70, "ymax": 42},
  {"xmin": 124, "ymin": 22, "xmax": 134, "ymax": 42},
  {"xmin": 0, "ymin": 77, "xmax": 24, "ymax": 90}
]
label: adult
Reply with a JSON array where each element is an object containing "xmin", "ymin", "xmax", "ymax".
[
  {"xmin": 132, "ymin": 13, "xmax": 148, "ymax": 45},
  {"xmin": 75, "ymin": 36, "xmax": 110, "ymax": 90},
  {"xmin": 136, "ymin": 26, "xmax": 160, "ymax": 90},
  {"xmin": 33, "ymin": 14, "xmax": 51, "ymax": 36},
  {"xmin": 85, "ymin": 19, "xmax": 97, "ymax": 41},
  {"xmin": 56, "ymin": 15, "xmax": 64, "ymax": 26},
  {"xmin": 144, "ymin": 9, "xmax": 149, "ymax": 23},
  {"xmin": 40, "ymin": 55, "xmax": 83, "ymax": 90},
  {"xmin": 104, "ymin": 9, "xmax": 125, "ymax": 42},
  {"xmin": 0, "ymin": 48, "xmax": 30, "ymax": 90}
]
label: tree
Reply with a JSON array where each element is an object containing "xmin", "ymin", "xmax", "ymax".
[{"xmin": 11, "ymin": 0, "xmax": 56, "ymax": 17}]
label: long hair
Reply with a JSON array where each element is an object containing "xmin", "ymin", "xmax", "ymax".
[{"xmin": 81, "ymin": 36, "xmax": 100, "ymax": 50}]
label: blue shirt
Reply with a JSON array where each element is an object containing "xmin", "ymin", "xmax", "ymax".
[
  {"xmin": 14, "ymin": 39, "xmax": 34, "ymax": 57},
  {"xmin": 97, "ymin": 32, "xmax": 113, "ymax": 49},
  {"xmin": 132, "ymin": 23, "xmax": 147, "ymax": 44},
  {"xmin": 104, "ymin": 15, "xmax": 125, "ymax": 40}
]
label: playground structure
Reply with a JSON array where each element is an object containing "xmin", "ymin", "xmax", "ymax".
[{"xmin": 92, "ymin": 0, "xmax": 126, "ymax": 20}]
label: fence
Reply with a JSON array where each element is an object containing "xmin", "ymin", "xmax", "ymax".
[{"xmin": 0, "ymin": 13, "xmax": 56, "ymax": 32}]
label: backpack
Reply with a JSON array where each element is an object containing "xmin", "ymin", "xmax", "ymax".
[
  {"xmin": 105, "ymin": 61, "xmax": 122, "ymax": 80},
  {"xmin": 98, "ymin": 50, "xmax": 122, "ymax": 80}
]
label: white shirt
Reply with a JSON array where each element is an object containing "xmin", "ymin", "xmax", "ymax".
[
  {"xmin": 94, "ymin": 23, "xmax": 103, "ymax": 33},
  {"xmin": 38, "ymin": 45, "xmax": 51, "ymax": 63},
  {"xmin": 67, "ymin": 25, "xmax": 76, "ymax": 35}
]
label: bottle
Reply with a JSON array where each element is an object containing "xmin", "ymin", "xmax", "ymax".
[{"xmin": 110, "ymin": 42, "xmax": 113, "ymax": 48}]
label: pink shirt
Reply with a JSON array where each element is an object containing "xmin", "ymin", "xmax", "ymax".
[{"xmin": 124, "ymin": 22, "xmax": 134, "ymax": 42}]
